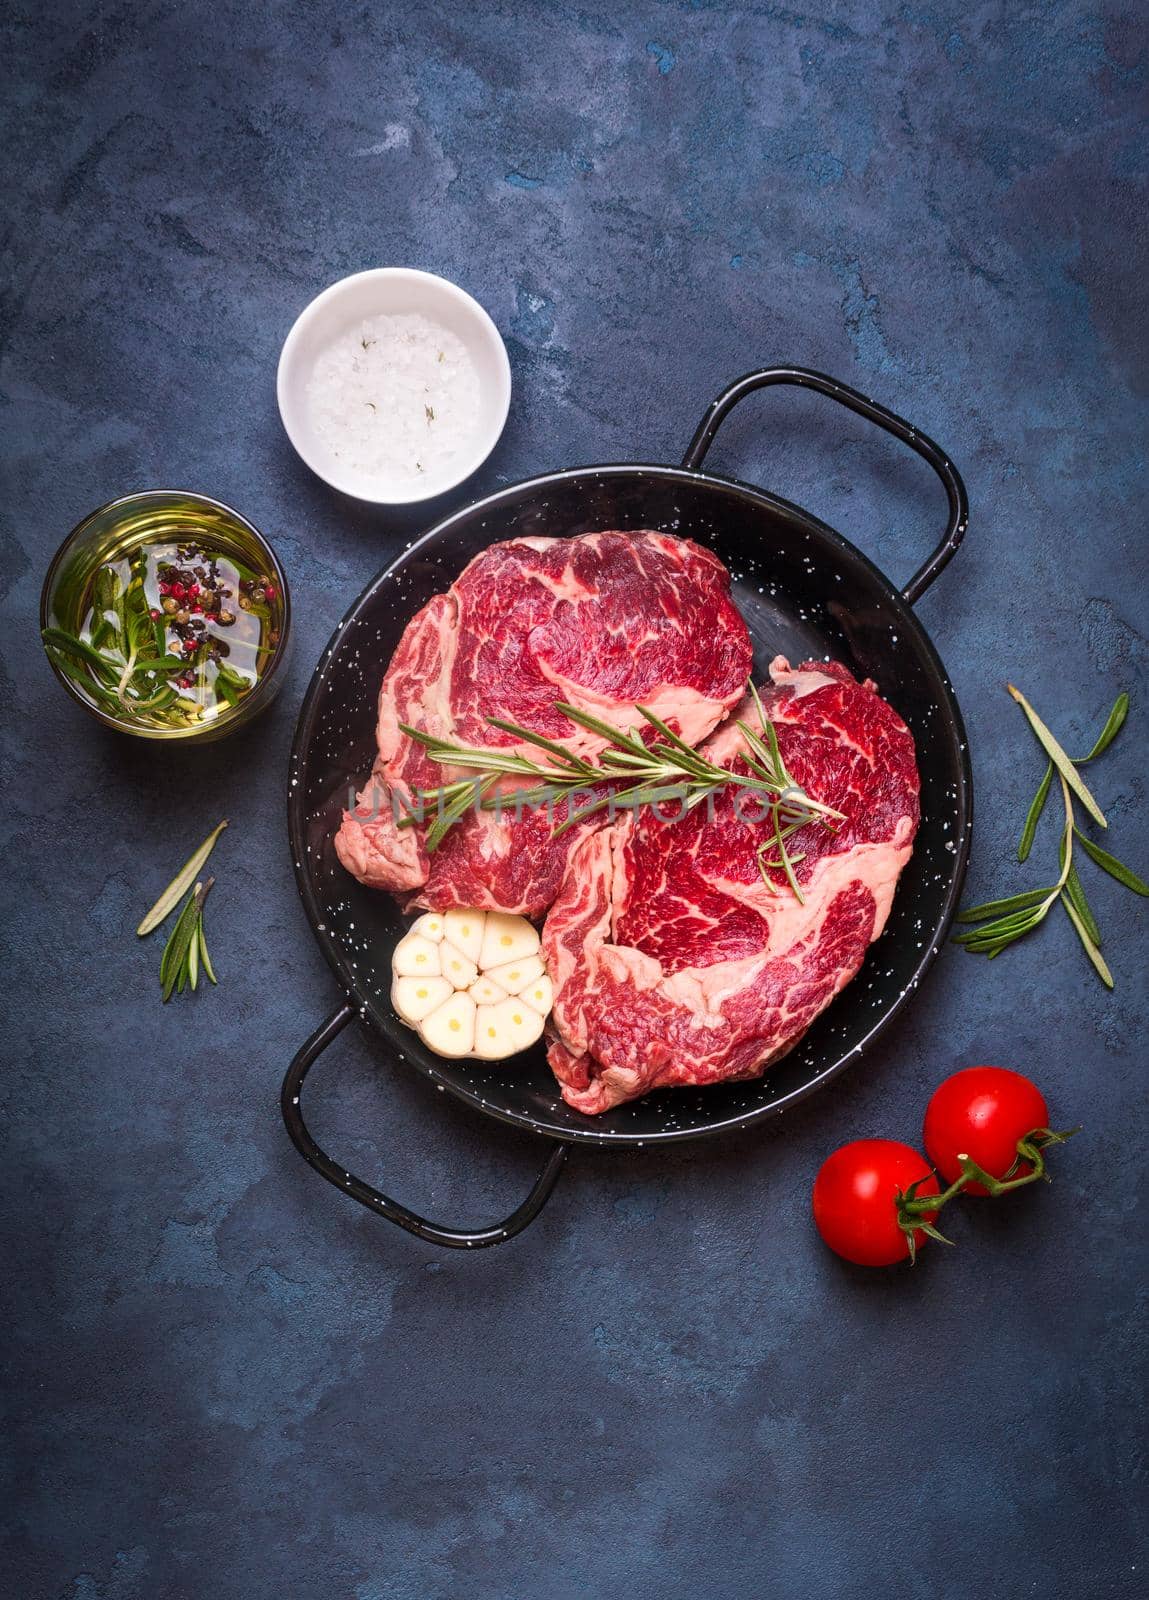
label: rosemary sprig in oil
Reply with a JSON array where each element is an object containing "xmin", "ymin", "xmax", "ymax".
[{"xmin": 43, "ymin": 551, "xmax": 196, "ymax": 724}]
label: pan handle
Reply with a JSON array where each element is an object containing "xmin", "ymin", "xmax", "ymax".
[
  {"xmin": 682, "ymin": 366, "xmax": 968, "ymax": 604},
  {"xmin": 281, "ymin": 1004, "xmax": 569, "ymax": 1248}
]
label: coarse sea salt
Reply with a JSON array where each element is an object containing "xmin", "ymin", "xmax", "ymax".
[{"xmin": 306, "ymin": 312, "xmax": 480, "ymax": 485}]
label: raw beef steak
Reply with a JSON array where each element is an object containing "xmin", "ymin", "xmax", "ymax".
[
  {"xmin": 335, "ymin": 531, "xmax": 753, "ymax": 915},
  {"xmin": 543, "ymin": 658, "xmax": 920, "ymax": 1114}
]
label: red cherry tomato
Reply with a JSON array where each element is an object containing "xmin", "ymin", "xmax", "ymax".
[
  {"xmin": 923, "ymin": 1066, "xmax": 1049, "ymax": 1195},
  {"xmin": 812, "ymin": 1139, "xmax": 940, "ymax": 1266}
]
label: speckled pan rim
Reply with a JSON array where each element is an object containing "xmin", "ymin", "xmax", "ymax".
[{"xmin": 287, "ymin": 461, "xmax": 972, "ymax": 1147}]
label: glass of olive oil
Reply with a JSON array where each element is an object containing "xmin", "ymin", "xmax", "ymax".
[{"xmin": 40, "ymin": 491, "xmax": 291, "ymax": 740}]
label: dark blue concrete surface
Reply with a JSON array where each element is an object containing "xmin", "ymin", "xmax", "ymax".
[{"xmin": 3, "ymin": 3, "xmax": 1147, "ymax": 1596}]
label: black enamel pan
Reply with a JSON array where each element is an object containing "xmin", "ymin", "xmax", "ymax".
[{"xmin": 282, "ymin": 367, "xmax": 971, "ymax": 1248}]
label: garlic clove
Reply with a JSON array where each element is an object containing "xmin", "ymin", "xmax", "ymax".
[
  {"xmin": 442, "ymin": 907, "xmax": 485, "ymax": 964},
  {"xmin": 392, "ymin": 974, "xmax": 454, "ymax": 1023},
  {"xmin": 468, "ymin": 974, "xmax": 508, "ymax": 1006},
  {"xmin": 517, "ymin": 973, "xmax": 553, "ymax": 1017},
  {"xmin": 393, "ymin": 933, "xmax": 442, "ymax": 978},
  {"xmin": 410, "ymin": 911, "xmax": 446, "ymax": 943},
  {"xmin": 479, "ymin": 913, "xmax": 540, "ymax": 971},
  {"xmin": 439, "ymin": 946, "xmax": 479, "ymax": 990},
  {"xmin": 472, "ymin": 1005, "xmax": 511, "ymax": 1060},
  {"xmin": 486, "ymin": 996, "xmax": 546, "ymax": 1055},
  {"xmin": 419, "ymin": 991, "xmax": 476, "ymax": 1057},
  {"xmin": 484, "ymin": 953, "xmax": 544, "ymax": 995}
]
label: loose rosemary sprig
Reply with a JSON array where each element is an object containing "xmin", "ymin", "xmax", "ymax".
[
  {"xmin": 399, "ymin": 687, "xmax": 844, "ymax": 901},
  {"xmin": 955, "ymin": 688, "xmax": 1146, "ymax": 987},
  {"xmin": 1017, "ymin": 692, "xmax": 1128, "ymax": 860},
  {"xmin": 137, "ymin": 819, "xmax": 228, "ymax": 934},
  {"xmin": 159, "ymin": 878, "xmax": 217, "ymax": 1001},
  {"xmin": 136, "ymin": 821, "xmax": 227, "ymax": 999}
]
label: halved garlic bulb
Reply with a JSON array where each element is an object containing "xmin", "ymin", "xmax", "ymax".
[{"xmin": 390, "ymin": 907, "xmax": 549, "ymax": 1060}]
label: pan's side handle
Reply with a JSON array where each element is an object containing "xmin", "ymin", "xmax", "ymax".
[
  {"xmin": 682, "ymin": 367, "xmax": 969, "ymax": 604},
  {"xmin": 281, "ymin": 1005, "xmax": 569, "ymax": 1248}
]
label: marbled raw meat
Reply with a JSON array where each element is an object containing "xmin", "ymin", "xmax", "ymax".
[
  {"xmin": 543, "ymin": 658, "xmax": 920, "ymax": 1114},
  {"xmin": 335, "ymin": 531, "xmax": 753, "ymax": 914}
]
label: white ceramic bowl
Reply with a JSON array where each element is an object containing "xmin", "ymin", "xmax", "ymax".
[{"xmin": 276, "ymin": 268, "xmax": 512, "ymax": 505}]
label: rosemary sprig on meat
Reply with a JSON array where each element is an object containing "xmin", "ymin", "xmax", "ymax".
[
  {"xmin": 955, "ymin": 688, "xmax": 1146, "ymax": 986},
  {"xmin": 398, "ymin": 687, "xmax": 844, "ymax": 901}
]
